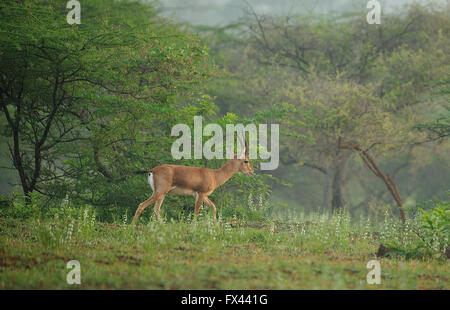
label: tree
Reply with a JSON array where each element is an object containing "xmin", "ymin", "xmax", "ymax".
[
  {"xmin": 204, "ymin": 3, "xmax": 449, "ymax": 217},
  {"xmin": 0, "ymin": 0, "xmax": 213, "ymax": 206}
]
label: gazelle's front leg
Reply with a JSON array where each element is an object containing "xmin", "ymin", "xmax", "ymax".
[
  {"xmin": 193, "ymin": 192, "xmax": 204, "ymax": 220},
  {"xmin": 203, "ymin": 196, "xmax": 218, "ymax": 225}
]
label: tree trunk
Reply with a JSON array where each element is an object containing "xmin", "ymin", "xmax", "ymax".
[
  {"xmin": 322, "ymin": 171, "xmax": 331, "ymax": 210},
  {"xmin": 331, "ymin": 171, "xmax": 345, "ymax": 211},
  {"xmin": 338, "ymin": 138, "xmax": 406, "ymax": 223},
  {"xmin": 330, "ymin": 154, "xmax": 349, "ymax": 212},
  {"xmin": 12, "ymin": 131, "xmax": 31, "ymax": 196},
  {"xmin": 320, "ymin": 154, "xmax": 349, "ymax": 212}
]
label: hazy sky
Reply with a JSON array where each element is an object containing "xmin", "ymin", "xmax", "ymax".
[{"xmin": 155, "ymin": 0, "xmax": 448, "ymax": 26}]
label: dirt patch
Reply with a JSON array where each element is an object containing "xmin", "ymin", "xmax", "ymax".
[{"xmin": 0, "ymin": 253, "xmax": 67, "ymax": 270}]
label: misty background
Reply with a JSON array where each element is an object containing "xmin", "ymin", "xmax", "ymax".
[
  {"xmin": 157, "ymin": 0, "xmax": 448, "ymax": 26},
  {"xmin": 154, "ymin": 0, "xmax": 450, "ymax": 214}
]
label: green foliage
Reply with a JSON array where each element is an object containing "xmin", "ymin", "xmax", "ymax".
[
  {"xmin": 0, "ymin": 192, "xmax": 42, "ymax": 219},
  {"xmin": 417, "ymin": 202, "xmax": 449, "ymax": 255},
  {"xmin": 0, "ymin": 0, "xmax": 220, "ymax": 213},
  {"xmin": 378, "ymin": 200, "xmax": 449, "ymax": 260},
  {"xmin": 415, "ymin": 107, "xmax": 450, "ymax": 142},
  {"xmin": 408, "ymin": 194, "xmax": 450, "ymax": 216}
]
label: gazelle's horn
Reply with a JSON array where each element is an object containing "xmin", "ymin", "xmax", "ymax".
[{"xmin": 245, "ymin": 138, "xmax": 249, "ymax": 157}]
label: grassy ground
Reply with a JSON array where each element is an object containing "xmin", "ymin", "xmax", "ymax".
[{"xmin": 0, "ymin": 206, "xmax": 448, "ymax": 289}]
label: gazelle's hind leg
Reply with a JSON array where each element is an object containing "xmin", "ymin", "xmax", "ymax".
[
  {"xmin": 132, "ymin": 193, "xmax": 164, "ymax": 224},
  {"xmin": 132, "ymin": 195, "xmax": 155, "ymax": 224},
  {"xmin": 133, "ymin": 171, "xmax": 172, "ymax": 225},
  {"xmin": 153, "ymin": 196, "xmax": 166, "ymax": 222}
]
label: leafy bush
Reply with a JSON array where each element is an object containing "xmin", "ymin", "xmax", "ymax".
[
  {"xmin": 378, "ymin": 200, "xmax": 449, "ymax": 260},
  {"xmin": 0, "ymin": 192, "xmax": 42, "ymax": 219},
  {"xmin": 415, "ymin": 202, "xmax": 449, "ymax": 257}
]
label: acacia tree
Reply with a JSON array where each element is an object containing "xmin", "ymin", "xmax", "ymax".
[
  {"xmin": 268, "ymin": 75, "xmax": 408, "ymax": 214},
  {"xmin": 205, "ymin": 3, "xmax": 449, "ymax": 217}
]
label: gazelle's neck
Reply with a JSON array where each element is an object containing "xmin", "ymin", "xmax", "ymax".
[{"xmin": 214, "ymin": 159, "xmax": 240, "ymax": 187}]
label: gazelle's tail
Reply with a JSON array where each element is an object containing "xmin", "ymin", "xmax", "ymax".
[{"xmin": 147, "ymin": 172, "xmax": 154, "ymax": 192}]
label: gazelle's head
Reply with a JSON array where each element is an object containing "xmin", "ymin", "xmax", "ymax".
[
  {"xmin": 235, "ymin": 139, "xmax": 254, "ymax": 175},
  {"xmin": 239, "ymin": 156, "xmax": 254, "ymax": 175}
]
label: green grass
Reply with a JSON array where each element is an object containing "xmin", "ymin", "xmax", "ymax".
[{"xmin": 0, "ymin": 205, "xmax": 448, "ymax": 289}]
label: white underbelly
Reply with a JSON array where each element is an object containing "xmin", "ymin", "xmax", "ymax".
[{"xmin": 169, "ymin": 187, "xmax": 195, "ymax": 196}]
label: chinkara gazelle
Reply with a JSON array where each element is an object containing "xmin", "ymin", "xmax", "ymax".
[{"xmin": 131, "ymin": 137, "xmax": 254, "ymax": 224}]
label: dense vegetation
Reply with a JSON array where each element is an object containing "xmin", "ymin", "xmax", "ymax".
[{"xmin": 0, "ymin": 0, "xmax": 448, "ymax": 289}]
